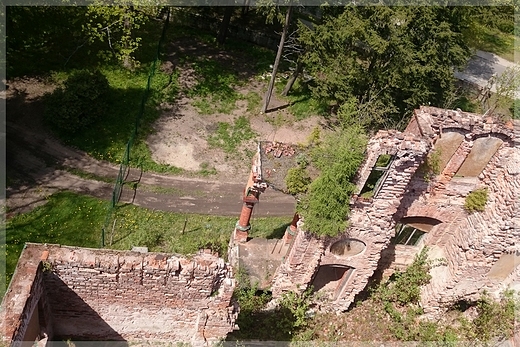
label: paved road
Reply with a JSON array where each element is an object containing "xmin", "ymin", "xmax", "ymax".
[{"xmin": 455, "ymin": 50, "xmax": 520, "ymax": 99}]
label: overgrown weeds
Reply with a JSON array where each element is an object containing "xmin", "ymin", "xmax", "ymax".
[
  {"xmin": 303, "ymin": 248, "xmax": 519, "ymax": 344},
  {"xmin": 464, "ymin": 188, "xmax": 488, "ymax": 213},
  {"xmin": 229, "ymin": 276, "xmax": 314, "ymax": 342}
]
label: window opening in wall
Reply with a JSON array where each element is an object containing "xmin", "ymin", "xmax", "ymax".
[
  {"xmin": 393, "ymin": 223, "xmax": 426, "ymax": 246},
  {"xmin": 360, "ymin": 154, "xmax": 395, "ymax": 199},
  {"xmin": 311, "ymin": 265, "xmax": 354, "ymax": 300}
]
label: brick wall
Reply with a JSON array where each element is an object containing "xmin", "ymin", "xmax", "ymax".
[
  {"xmin": 271, "ymin": 130, "xmax": 430, "ymax": 311},
  {"xmin": 271, "ymin": 107, "xmax": 519, "ymax": 315},
  {"xmin": 2, "ymin": 244, "xmax": 237, "ymax": 345}
]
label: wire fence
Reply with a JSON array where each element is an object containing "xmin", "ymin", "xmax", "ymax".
[{"xmin": 101, "ymin": 8, "xmax": 171, "ymax": 247}]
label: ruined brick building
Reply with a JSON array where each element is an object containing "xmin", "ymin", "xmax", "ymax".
[
  {"xmin": 231, "ymin": 106, "xmax": 519, "ymax": 315},
  {"xmin": 1, "ymin": 244, "xmax": 237, "ymax": 346},
  {"xmin": 3, "ymin": 107, "xmax": 519, "ymax": 346}
]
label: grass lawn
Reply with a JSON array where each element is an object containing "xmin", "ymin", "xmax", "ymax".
[
  {"xmin": 3, "ymin": 191, "xmax": 292, "ymax": 297},
  {"xmin": 463, "ymin": 22, "xmax": 518, "ymax": 63}
]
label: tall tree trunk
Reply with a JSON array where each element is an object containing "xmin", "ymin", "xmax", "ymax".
[
  {"xmin": 281, "ymin": 59, "xmax": 303, "ymax": 96},
  {"xmin": 217, "ymin": 6, "xmax": 234, "ymax": 44},
  {"xmin": 122, "ymin": 6, "xmax": 133, "ymax": 69},
  {"xmin": 262, "ymin": 6, "xmax": 292, "ymax": 113}
]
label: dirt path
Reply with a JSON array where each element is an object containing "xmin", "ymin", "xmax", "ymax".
[
  {"xmin": 4, "ymin": 80, "xmax": 298, "ymax": 219},
  {"xmin": 6, "ymin": 120, "xmax": 297, "ymax": 218},
  {"xmin": 4, "ymin": 36, "xmax": 323, "ymax": 219}
]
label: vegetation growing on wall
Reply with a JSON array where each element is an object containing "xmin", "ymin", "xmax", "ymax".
[
  {"xmin": 285, "ymin": 167, "xmax": 311, "ymax": 195},
  {"xmin": 464, "ymin": 187, "xmax": 488, "ymax": 213},
  {"xmin": 297, "ymin": 125, "xmax": 367, "ymax": 237},
  {"xmin": 230, "ymin": 269, "xmax": 314, "ymax": 341},
  {"xmin": 420, "ymin": 147, "xmax": 442, "ymax": 181},
  {"xmin": 303, "ymin": 249, "xmax": 519, "ymax": 343}
]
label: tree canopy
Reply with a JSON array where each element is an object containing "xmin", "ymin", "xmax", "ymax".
[
  {"xmin": 298, "ymin": 6, "xmax": 473, "ymax": 127},
  {"xmin": 297, "ymin": 125, "xmax": 368, "ymax": 236}
]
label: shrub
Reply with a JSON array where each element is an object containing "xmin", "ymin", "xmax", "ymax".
[
  {"xmin": 509, "ymin": 99, "xmax": 520, "ymax": 119},
  {"xmin": 45, "ymin": 69, "xmax": 109, "ymax": 134},
  {"xmin": 470, "ymin": 290, "xmax": 518, "ymax": 341},
  {"xmin": 375, "ymin": 248, "xmax": 432, "ymax": 306},
  {"xmin": 421, "ymin": 148, "xmax": 442, "ymax": 181},
  {"xmin": 285, "ymin": 167, "xmax": 311, "ymax": 195},
  {"xmin": 297, "ymin": 125, "xmax": 367, "ymax": 236},
  {"xmin": 464, "ymin": 188, "xmax": 488, "ymax": 213}
]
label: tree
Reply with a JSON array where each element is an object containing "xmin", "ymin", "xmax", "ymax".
[
  {"xmin": 6, "ymin": 7, "xmax": 89, "ymax": 77},
  {"xmin": 298, "ymin": 6, "xmax": 472, "ymax": 125},
  {"xmin": 262, "ymin": 6, "xmax": 293, "ymax": 113},
  {"xmin": 84, "ymin": 3, "xmax": 160, "ymax": 69},
  {"xmin": 44, "ymin": 70, "xmax": 110, "ymax": 134},
  {"xmin": 217, "ymin": 6, "xmax": 234, "ymax": 44},
  {"xmin": 297, "ymin": 125, "xmax": 367, "ymax": 236}
]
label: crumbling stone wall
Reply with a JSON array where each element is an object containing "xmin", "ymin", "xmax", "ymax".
[
  {"xmin": 388, "ymin": 107, "xmax": 519, "ymax": 315},
  {"xmin": 1, "ymin": 245, "xmax": 54, "ymax": 343},
  {"xmin": 418, "ymin": 140, "xmax": 520, "ymax": 315},
  {"xmin": 271, "ymin": 107, "xmax": 519, "ymax": 315},
  {"xmin": 1, "ymin": 244, "xmax": 237, "ymax": 346},
  {"xmin": 271, "ymin": 131, "xmax": 430, "ymax": 311}
]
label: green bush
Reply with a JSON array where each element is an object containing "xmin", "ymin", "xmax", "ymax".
[
  {"xmin": 469, "ymin": 290, "xmax": 518, "ymax": 341},
  {"xmin": 297, "ymin": 125, "xmax": 367, "ymax": 237},
  {"xmin": 509, "ymin": 99, "xmax": 520, "ymax": 119},
  {"xmin": 285, "ymin": 167, "xmax": 311, "ymax": 195},
  {"xmin": 464, "ymin": 188, "xmax": 488, "ymax": 213},
  {"xmin": 45, "ymin": 69, "xmax": 109, "ymax": 133},
  {"xmin": 375, "ymin": 248, "xmax": 432, "ymax": 306}
]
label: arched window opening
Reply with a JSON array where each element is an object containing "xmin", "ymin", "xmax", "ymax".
[{"xmin": 311, "ymin": 265, "xmax": 354, "ymax": 300}]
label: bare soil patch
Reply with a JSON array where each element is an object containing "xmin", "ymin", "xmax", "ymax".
[{"xmin": 146, "ymin": 36, "xmax": 324, "ymax": 181}]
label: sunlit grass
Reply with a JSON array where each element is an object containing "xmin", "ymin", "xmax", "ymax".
[
  {"xmin": 463, "ymin": 23, "xmax": 518, "ymax": 63},
  {"xmin": 4, "ymin": 191, "xmax": 292, "ymax": 297}
]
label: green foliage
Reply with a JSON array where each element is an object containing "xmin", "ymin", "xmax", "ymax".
[
  {"xmin": 464, "ymin": 188, "xmax": 488, "ymax": 213},
  {"xmin": 207, "ymin": 116, "xmax": 257, "ymax": 153},
  {"xmin": 421, "ymin": 148, "xmax": 442, "ymax": 181},
  {"xmin": 510, "ymin": 99, "xmax": 520, "ymax": 119},
  {"xmin": 230, "ymin": 285, "xmax": 313, "ymax": 341},
  {"xmin": 464, "ymin": 290, "xmax": 518, "ymax": 342},
  {"xmin": 462, "ymin": 6, "xmax": 516, "ymax": 62},
  {"xmin": 278, "ymin": 289, "xmax": 313, "ymax": 331},
  {"xmin": 370, "ymin": 248, "xmax": 459, "ymax": 343},
  {"xmin": 244, "ymin": 91, "xmax": 262, "ymax": 114},
  {"xmin": 188, "ymin": 59, "xmax": 242, "ymax": 114},
  {"xmin": 306, "ymin": 127, "xmax": 321, "ymax": 146},
  {"xmin": 44, "ymin": 69, "xmax": 110, "ymax": 134},
  {"xmin": 285, "ymin": 167, "xmax": 311, "ymax": 195},
  {"xmin": 298, "ymin": 126, "xmax": 367, "ymax": 236},
  {"xmin": 6, "ymin": 7, "xmax": 90, "ymax": 77},
  {"xmin": 298, "ymin": 6, "xmax": 472, "ymax": 124},
  {"xmin": 84, "ymin": 4, "xmax": 158, "ymax": 68},
  {"xmin": 283, "ymin": 81, "xmax": 330, "ymax": 121},
  {"xmin": 51, "ymin": 63, "xmax": 181, "ymax": 173},
  {"xmin": 375, "ymin": 248, "xmax": 432, "ymax": 306}
]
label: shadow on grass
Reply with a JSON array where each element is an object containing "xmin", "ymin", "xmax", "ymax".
[
  {"xmin": 5, "ymin": 192, "xmax": 105, "ymax": 287},
  {"xmin": 266, "ymin": 222, "xmax": 290, "ymax": 239}
]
